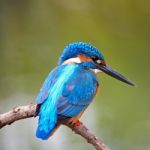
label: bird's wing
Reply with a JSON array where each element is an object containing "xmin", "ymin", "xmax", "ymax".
[
  {"xmin": 36, "ymin": 64, "xmax": 78, "ymax": 139},
  {"xmin": 57, "ymin": 67, "xmax": 98, "ymax": 117},
  {"xmin": 36, "ymin": 65, "xmax": 66, "ymax": 104}
]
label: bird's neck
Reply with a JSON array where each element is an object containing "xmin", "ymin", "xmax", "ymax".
[{"xmin": 62, "ymin": 57, "xmax": 101, "ymax": 74}]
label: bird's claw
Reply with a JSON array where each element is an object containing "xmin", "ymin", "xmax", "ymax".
[{"xmin": 73, "ymin": 120, "xmax": 82, "ymax": 127}]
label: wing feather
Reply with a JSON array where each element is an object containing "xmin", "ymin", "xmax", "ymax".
[
  {"xmin": 36, "ymin": 65, "xmax": 68, "ymax": 104},
  {"xmin": 57, "ymin": 67, "xmax": 98, "ymax": 117}
]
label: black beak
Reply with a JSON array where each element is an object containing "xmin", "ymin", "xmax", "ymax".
[{"xmin": 97, "ymin": 64, "xmax": 135, "ymax": 86}]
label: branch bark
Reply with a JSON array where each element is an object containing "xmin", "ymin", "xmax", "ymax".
[{"xmin": 0, "ymin": 104, "xmax": 110, "ymax": 150}]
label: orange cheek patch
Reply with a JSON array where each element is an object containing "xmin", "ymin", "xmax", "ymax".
[{"xmin": 77, "ymin": 54, "xmax": 93, "ymax": 62}]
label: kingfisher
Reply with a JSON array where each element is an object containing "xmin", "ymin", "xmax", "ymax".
[{"xmin": 35, "ymin": 42, "xmax": 134, "ymax": 140}]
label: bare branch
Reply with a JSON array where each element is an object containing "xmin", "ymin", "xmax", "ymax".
[{"xmin": 0, "ymin": 104, "xmax": 110, "ymax": 150}]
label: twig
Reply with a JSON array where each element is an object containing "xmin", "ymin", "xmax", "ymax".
[{"xmin": 0, "ymin": 104, "xmax": 110, "ymax": 150}]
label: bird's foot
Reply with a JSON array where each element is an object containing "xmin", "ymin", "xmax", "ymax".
[
  {"xmin": 67, "ymin": 115, "xmax": 82, "ymax": 127},
  {"xmin": 73, "ymin": 120, "xmax": 82, "ymax": 128}
]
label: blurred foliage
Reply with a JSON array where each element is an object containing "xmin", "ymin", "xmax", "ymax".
[{"xmin": 0, "ymin": 0, "xmax": 150, "ymax": 150}]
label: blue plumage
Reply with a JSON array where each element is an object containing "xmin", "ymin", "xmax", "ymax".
[
  {"xmin": 36, "ymin": 63, "xmax": 98, "ymax": 139},
  {"xmin": 58, "ymin": 42, "xmax": 105, "ymax": 65},
  {"xmin": 36, "ymin": 64, "xmax": 78, "ymax": 139},
  {"xmin": 57, "ymin": 64, "xmax": 98, "ymax": 117},
  {"xmin": 36, "ymin": 42, "xmax": 104, "ymax": 140}
]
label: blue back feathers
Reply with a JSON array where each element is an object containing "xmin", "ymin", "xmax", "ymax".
[
  {"xmin": 58, "ymin": 42, "xmax": 105, "ymax": 65},
  {"xmin": 36, "ymin": 65, "xmax": 77, "ymax": 139}
]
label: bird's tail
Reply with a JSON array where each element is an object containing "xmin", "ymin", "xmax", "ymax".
[
  {"xmin": 48, "ymin": 124, "xmax": 60, "ymax": 138},
  {"xmin": 36, "ymin": 100, "xmax": 57, "ymax": 140}
]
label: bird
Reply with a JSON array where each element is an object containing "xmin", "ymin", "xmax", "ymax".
[{"xmin": 35, "ymin": 42, "xmax": 135, "ymax": 140}]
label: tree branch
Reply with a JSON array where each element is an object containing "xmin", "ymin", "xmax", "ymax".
[{"xmin": 0, "ymin": 104, "xmax": 110, "ymax": 150}]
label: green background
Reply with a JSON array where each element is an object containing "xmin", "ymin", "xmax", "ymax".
[{"xmin": 0, "ymin": 0, "xmax": 150, "ymax": 150}]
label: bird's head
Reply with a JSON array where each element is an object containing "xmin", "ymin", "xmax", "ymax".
[{"xmin": 58, "ymin": 42, "xmax": 135, "ymax": 86}]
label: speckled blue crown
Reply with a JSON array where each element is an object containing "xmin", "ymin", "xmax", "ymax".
[{"xmin": 58, "ymin": 42, "xmax": 105, "ymax": 65}]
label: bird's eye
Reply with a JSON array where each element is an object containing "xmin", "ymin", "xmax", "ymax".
[
  {"xmin": 91, "ymin": 56, "xmax": 102, "ymax": 64},
  {"xmin": 96, "ymin": 60, "xmax": 101, "ymax": 64}
]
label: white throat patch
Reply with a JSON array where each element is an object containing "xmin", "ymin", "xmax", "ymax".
[{"xmin": 90, "ymin": 69, "xmax": 102, "ymax": 74}]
